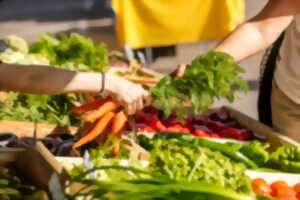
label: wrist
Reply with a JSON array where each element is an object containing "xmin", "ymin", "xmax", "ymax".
[
  {"xmin": 104, "ymin": 74, "xmax": 117, "ymax": 94},
  {"xmin": 68, "ymin": 72, "xmax": 102, "ymax": 93}
]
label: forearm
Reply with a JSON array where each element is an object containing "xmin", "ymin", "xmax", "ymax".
[
  {"xmin": 214, "ymin": 1, "xmax": 296, "ymax": 62},
  {"xmin": 0, "ymin": 63, "xmax": 102, "ymax": 94}
]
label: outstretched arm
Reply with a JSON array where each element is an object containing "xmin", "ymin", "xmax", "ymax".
[
  {"xmin": 176, "ymin": 0, "xmax": 300, "ymax": 77},
  {"xmin": 0, "ymin": 63, "xmax": 150, "ymax": 114},
  {"xmin": 214, "ymin": 0, "xmax": 300, "ymax": 62}
]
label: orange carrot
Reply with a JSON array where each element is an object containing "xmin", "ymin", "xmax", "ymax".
[
  {"xmin": 82, "ymin": 100, "xmax": 119, "ymax": 122},
  {"xmin": 71, "ymin": 98, "xmax": 107, "ymax": 114},
  {"xmin": 73, "ymin": 112, "xmax": 115, "ymax": 148},
  {"xmin": 112, "ymin": 143, "xmax": 120, "ymax": 156},
  {"xmin": 111, "ymin": 110, "xmax": 127, "ymax": 155},
  {"xmin": 97, "ymin": 129, "xmax": 110, "ymax": 147},
  {"xmin": 81, "ymin": 120, "xmax": 98, "ymax": 137},
  {"xmin": 112, "ymin": 130, "xmax": 123, "ymax": 156},
  {"xmin": 111, "ymin": 110, "xmax": 127, "ymax": 134},
  {"xmin": 84, "ymin": 92, "xmax": 95, "ymax": 103}
]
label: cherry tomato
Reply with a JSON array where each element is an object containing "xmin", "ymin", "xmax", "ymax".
[
  {"xmin": 148, "ymin": 119, "xmax": 166, "ymax": 132},
  {"xmin": 210, "ymin": 133, "xmax": 220, "ymax": 138},
  {"xmin": 296, "ymin": 192, "xmax": 300, "ymax": 200},
  {"xmin": 293, "ymin": 183, "xmax": 300, "ymax": 193},
  {"xmin": 278, "ymin": 195, "xmax": 297, "ymax": 200},
  {"xmin": 252, "ymin": 178, "xmax": 271, "ymax": 197},
  {"xmin": 181, "ymin": 128, "xmax": 191, "ymax": 133},
  {"xmin": 271, "ymin": 181, "xmax": 289, "ymax": 196},
  {"xmin": 193, "ymin": 130, "xmax": 210, "ymax": 138},
  {"xmin": 140, "ymin": 126, "xmax": 154, "ymax": 133},
  {"xmin": 165, "ymin": 127, "xmax": 181, "ymax": 133},
  {"xmin": 276, "ymin": 187, "xmax": 296, "ymax": 199}
]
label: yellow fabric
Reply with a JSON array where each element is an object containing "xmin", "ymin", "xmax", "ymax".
[{"xmin": 112, "ymin": 0, "xmax": 245, "ymax": 49}]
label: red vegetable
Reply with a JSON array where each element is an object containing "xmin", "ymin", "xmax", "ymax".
[
  {"xmin": 276, "ymin": 187, "xmax": 296, "ymax": 199},
  {"xmin": 252, "ymin": 178, "xmax": 271, "ymax": 197},
  {"xmin": 207, "ymin": 120, "xmax": 227, "ymax": 132},
  {"xmin": 181, "ymin": 128, "xmax": 191, "ymax": 133},
  {"xmin": 193, "ymin": 129, "xmax": 209, "ymax": 137},
  {"xmin": 209, "ymin": 109, "xmax": 229, "ymax": 122},
  {"xmin": 140, "ymin": 126, "xmax": 154, "ymax": 133},
  {"xmin": 148, "ymin": 119, "xmax": 166, "ymax": 132},
  {"xmin": 165, "ymin": 127, "xmax": 182, "ymax": 133},
  {"xmin": 210, "ymin": 133, "xmax": 220, "ymax": 138}
]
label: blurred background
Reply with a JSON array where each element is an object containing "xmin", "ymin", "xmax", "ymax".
[{"xmin": 0, "ymin": 0, "xmax": 268, "ymax": 119}]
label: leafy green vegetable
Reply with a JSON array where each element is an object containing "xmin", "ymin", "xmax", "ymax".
[
  {"xmin": 0, "ymin": 92, "xmax": 79, "ymax": 126},
  {"xmin": 67, "ymin": 166, "xmax": 259, "ymax": 200},
  {"xmin": 150, "ymin": 51, "xmax": 248, "ymax": 119},
  {"xmin": 30, "ymin": 32, "xmax": 109, "ymax": 72},
  {"xmin": 148, "ymin": 137, "xmax": 252, "ymax": 194}
]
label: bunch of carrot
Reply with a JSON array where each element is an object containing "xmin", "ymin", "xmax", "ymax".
[{"xmin": 72, "ymin": 94, "xmax": 127, "ymax": 155}]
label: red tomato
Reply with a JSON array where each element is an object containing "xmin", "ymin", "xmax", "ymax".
[
  {"xmin": 271, "ymin": 181, "xmax": 289, "ymax": 196},
  {"xmin": 278, "ymin": 195, "xmax": 298, "ymax": 200},
  {"xmin": 276, "ymin": 187, "xmax": 296, "ymax": 198},
  {"xmin": 140, "ymin": 126, "xmax": 154, "ymax": 133},
  {"xmin": 165, "ymin": 127, "xmax": 181, "ymax": 133},
  {"xmin": 210, "ymin": 133, "xmax": 220, "ymax": 138},
  {"xmin": 252, "ymin": 178, "xmax": 271, "ymax": 197},
  {"xmin": 296, "ymin": 192, "xmax": 300, "ymax": 200},
  {"xmin": 181, "ymin": 128, "xmax": 191, "ymax": 133},
  {"xmin": 193, "ymin": 130, "xmax": 210, "ymax": 137},
  {"xmin": 169, "ymin": 123, "xmax": 184, "ymax": 130},
  {"xmin": 293, "ymin": 183, "xmax": 300, "ymax": 193},
  {"xmin": 148, "ymin": 119, "xmax": 166, "ymax": 132}
]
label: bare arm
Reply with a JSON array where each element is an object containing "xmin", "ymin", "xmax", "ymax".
[
  {"xmin": 0, "ymin": 63, "xmax": 102, "ymax": 94},
  {"xmin": 214, "ymin": 0, "xmax": 300, "ymax": 62},
  {"xmin": 0, "ymin": 63, "xmax": 150, "ymax": 114}
]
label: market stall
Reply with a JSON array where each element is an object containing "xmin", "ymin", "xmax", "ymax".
[{"xmin": 0, "ymin": 34, "xmax": 300, "ymax": 200}]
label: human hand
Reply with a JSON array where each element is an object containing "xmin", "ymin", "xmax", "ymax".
[
  {"xmin": 175, "ymin": 64, "xmax": 187, "ymax": 77},
  {"xmin": 105, "ymin": 74, "xmax": 151, "ymax": 115}
]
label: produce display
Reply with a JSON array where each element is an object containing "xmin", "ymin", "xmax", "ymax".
[
  {"xmin": 0, "ymin": 33, "xmax": 299, "ymax": 200},
  {"xmin": 133, "ymin": 107, "xmax": 255, "ymax": 141},
  {"xmin": 71, "ymin": 97, "xmax": 127, "ymax": 155},
  {"xmin": 0, "ymin": 168, "xmax": 49, "ymax": 200},
  {"xmin": 252, "ymin": 178, "xmax": 300, "ymax": 200},
  {"xmin": 139, "ymin": 132, "xmax": 300, "ymax": 173},
  {"xmin": 66, "ymin": 136, "xmax": 276, "ymax": 200}
]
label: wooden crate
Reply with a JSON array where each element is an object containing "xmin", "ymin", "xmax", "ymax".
[{"xmin": 0, "ymin": 120, "xmax": 79, "ymax": 138}]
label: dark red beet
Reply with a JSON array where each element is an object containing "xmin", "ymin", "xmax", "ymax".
[
  {"xmin": 190, "ymin": 116, "xmax": 210, "ymax": 126},
  {"xmin": 206, "ymin": 120, "xmax": 227, "ymax": 132},
  {"xmin": 219, "ymin": 128, "xmax": 254, "ymax": 141},
  {"xmin": 192, "ymin": 125, "xmax": 213, "ymax": 133},
  {"xmin": 209, "ymin": 109, "xmax": 230, "ymax": 122}
]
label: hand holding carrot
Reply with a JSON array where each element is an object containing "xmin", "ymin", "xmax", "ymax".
[{"xmin": 105, "ymin": 74, "xmax": 151, "ymax": 115}]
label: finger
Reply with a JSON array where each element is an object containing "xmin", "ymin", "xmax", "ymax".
[
  {"xmin": 129, "ymin": 100, "xmax": 137, "ymax": 115},
  {"xmin": 136, "ymin": 97, "xmax": 143, "ymax": 113},
  {"xmin": 143, "ymin": 95, "xmax": 152, "ymax": 107},
  {"xmin": 176, "ymin": 64, "xmax": 187, "ymax": 77}
]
